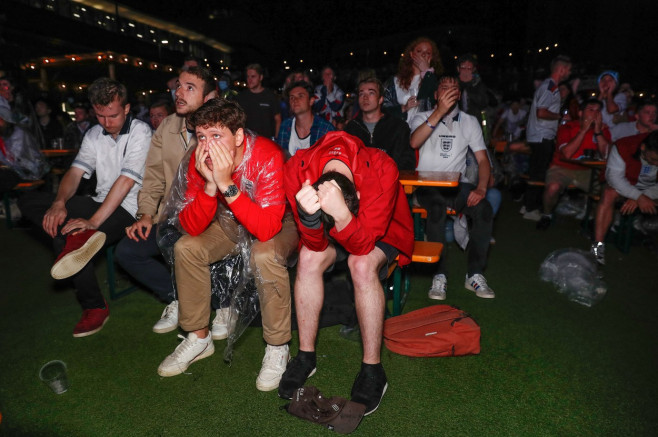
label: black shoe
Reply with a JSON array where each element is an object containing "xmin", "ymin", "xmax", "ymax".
[
  {"xmin": 536, "ymin": 215, "xmax": 551, "ymax": 230},
  {"xmin": 277, "ymin": 355, "xmax": 316, "ymax": 400},
  {"xmin": 350, "ymin": 364, "xmax": 388, "ymax": 416}
]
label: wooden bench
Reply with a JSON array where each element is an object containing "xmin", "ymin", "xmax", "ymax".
[
  {"xmin": 2, "ymin": 180, "xmax": 45, "ymax": 229},
  {"xmin": 386, "ymin": 240, "xmax": 443, "ymax": 316}
]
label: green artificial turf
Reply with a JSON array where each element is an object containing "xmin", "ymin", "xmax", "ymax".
[{"xmin": 1, "ymin": 197, "xmax": 657, "ymax": 436}]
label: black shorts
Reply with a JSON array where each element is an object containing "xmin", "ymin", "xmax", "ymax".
[{"xmin": 332, "ymin": 240, "xmax": 399, "ymax": 281}]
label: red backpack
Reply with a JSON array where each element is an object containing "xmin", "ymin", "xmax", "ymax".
[{"xmin": 383, "ymin": 305, "xmax": 480, "ymax": 357}]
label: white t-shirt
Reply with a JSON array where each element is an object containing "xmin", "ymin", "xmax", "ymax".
[
  {"xmin": 526, "ymin": 78, "xmax": 561, "ymax": 142},
  {"xmin": 410, "ymin": 108, "xmax": 486, "ymax": 180},
  {"xmin": 72, "ymin": 117, "xmax": 152, "ymax": 217},
  {"xmin": 287, "ymin": 118, "xmax": 311, "ymax": 156},
  {"xmin": 610, "ymin": 121, "xmax": 639, "ymax": 142},
  {"xmin": 601, "ymin": 93, "xmax": 627, "ymax": 129},
  {"xmin": 395, "ymin": 74, "xmax": 422, "ymax": 125},
  {"xmin": 500, "ymin": 107, "xmax": 528, "ymax": 140}
]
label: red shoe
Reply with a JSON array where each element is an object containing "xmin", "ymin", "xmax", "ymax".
[
  {"xmin": 73, "ymin": 305, "xmax": 110, "ymax": 337},
  {"xmin": 51, "ymin": 230, "xmax": 106, "ymax": 280}
]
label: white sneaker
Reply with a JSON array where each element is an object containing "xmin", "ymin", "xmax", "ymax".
[
  {"xmin": 256, "ymin": 344, "xmax": 289, "ymax": 392},
  {"xmin": 153, "ymin": 300, "xmax": 179, "ymax": 334},
  {"xmin": 211, "ymin": 307, "xmax": 231, "ymax": 340},
  {"xmin": 428, "ymin": 274, "xmax": 447, "ymax": 300},
  {"xmin": 522, "ymin": 209, "xmax": 542, "ymax": 221},
  {"xmin": 519, "ymin": 205, "xmax": 527, "ymax": 215},
  {"xmin": 591, "ymin": 242, "xmax": 605, "ymax": 265},
  {"xmin": 157, "ymin": 333, "xmax": 214, "ymax": 377},
  {"xmin": 465, "ymin": 274, "xmax": 495, "ymax": 299}
]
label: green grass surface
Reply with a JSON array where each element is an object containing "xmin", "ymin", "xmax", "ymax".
[{"xmin": 1, "ymin": 198, "xmax": 657, "ymax": 436}]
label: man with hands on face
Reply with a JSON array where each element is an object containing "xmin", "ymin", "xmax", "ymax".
[
  {"xmin": 18, "ymin": 78, "xmax": 151, "ymax": 337},
  {"xmin": 157, "ymin": 99, "xmax": 299, "ymax": 394},
  {"xmin": 281, "ymin": 131, "xmax": 414, "ymax": 415},
  {"xmin": 115, "ymin": 67, "xmax": 217, "ymax": 334},
  {"xmin": 535, "ymin": 98, "xmax": 611, "ymax": 230},
  {"xmin": 409, "ymin": 75, "xmax": 495, "ymax": 301},
  {"xmin": 596, "ymin": 71, "xmax": 626, "ymax": 129}
]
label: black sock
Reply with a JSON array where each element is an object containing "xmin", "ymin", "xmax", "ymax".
[
  {"xmin": 361, "ymin": 362, "xmax": 384, "ymax": 372},
  {"xmin": 298, "ymin": 350, "xmax": 316, "ymax": 365}
]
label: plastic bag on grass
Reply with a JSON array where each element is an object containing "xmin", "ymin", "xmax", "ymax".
[{"xmin": 539, "ymin": 248, "xmax": 607, "ymax": 307}]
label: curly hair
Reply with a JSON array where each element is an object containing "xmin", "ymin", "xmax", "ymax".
[
  {"xmin": 188, "ymin": 98, "xmax": 246, "ymax": 134},
  {"xmin": 396, "ymin": 37, "xmax": 443, "ymax": 91},
  {"xmin": 88, "ymin": 77, "xmax": 128, "ymax": 106}
]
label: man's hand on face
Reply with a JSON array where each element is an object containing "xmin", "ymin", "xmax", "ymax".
[
  {"xmin": 580, "ymin": 115, "xmax": 594, "ymax": 132},
  {"xmin": 435, "ymin": 87, "xmax": 459, "ymax": 116},
  {"xmin": 296, "ymin": 180, "xmax": 321, "ymax": 216},
  {"xmin": 195, "ymin": 144, "xmax": 215, "ymax": 186},
  {"xmin": 317, "ymin": 179, "xmax": 351, "ymax": 224},
  {"xmin": 593, "ymin": 110, "xmax": 603, "ymax": 131},
  {"xmin": 207, "ymin": 139, "xmax": 235, "ymax": 190}
]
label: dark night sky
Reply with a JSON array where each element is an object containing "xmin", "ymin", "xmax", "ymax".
[
  {"xmin": 1, "ymin": 0, "xmax": 656, "ymax": 94},
  {"xmin": 119, "ymin": 0, "xmax": 657, "ymax": 91}
]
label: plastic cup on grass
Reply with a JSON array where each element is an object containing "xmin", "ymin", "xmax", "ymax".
[{"xmin": 39, "ymin": 360, "xmax": 69, "ymax": 394}]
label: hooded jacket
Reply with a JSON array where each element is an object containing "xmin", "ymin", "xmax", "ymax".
[{"xmin": 285, "ymin": 131, "xmax": 414, "ymax": 266}]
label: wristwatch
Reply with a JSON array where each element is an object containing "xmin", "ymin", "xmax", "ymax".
[{"xmin": 222, "ymin": 184, "xmax": 239, "ymax": 198}]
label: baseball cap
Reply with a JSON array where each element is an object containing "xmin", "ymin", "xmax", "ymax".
[
  {"xmin": 597, "ymin": 70, "xmax": 619, "ymax": 85},
  {"xmin": 285, "ymin": 386, "xmax": 367, "ymax": 434}
]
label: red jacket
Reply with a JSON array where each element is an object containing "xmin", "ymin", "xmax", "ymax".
[
  {"xmin": 179, "ymin": 134, "xmax": 286, "ymax": 241},
  {"xmin": 615, "ymin": 133, "xmax": 650, "ymax": 185},
  {"xmin": 285, "ymin": 131, "xmax": 414, "ymax": 266}
]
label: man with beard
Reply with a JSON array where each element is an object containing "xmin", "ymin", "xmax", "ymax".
[{"xmin": 116, "ymin": 67, "xmax": 217, "ymax": 334}]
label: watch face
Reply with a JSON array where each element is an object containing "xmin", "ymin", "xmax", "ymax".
[{"xmin": 224, "ymin": 184, "xmax": 238, "ymax": 197}]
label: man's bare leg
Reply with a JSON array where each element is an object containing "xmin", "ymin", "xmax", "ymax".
[{"xmin": 347, "ymin": 247, "xmax": 387, "ymax": 364}]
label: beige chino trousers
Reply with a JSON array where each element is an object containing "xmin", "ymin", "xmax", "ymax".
[{"xmin": 174, "ymin": 213, "xmax": 298, "ymax": 345}]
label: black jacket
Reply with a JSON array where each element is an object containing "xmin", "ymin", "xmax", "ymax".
[{"xmin": 344, "ymin": 112, "xmax": 415, "ymax": 171}]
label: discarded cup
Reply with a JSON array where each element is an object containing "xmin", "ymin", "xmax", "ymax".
[{"xmin": 39, "ymin": 360, "xmax": 69, "ymax": 394}]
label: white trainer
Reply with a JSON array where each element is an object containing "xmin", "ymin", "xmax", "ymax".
[
  {"xmin": 157, "ymin": 333, "xmax": 214, "ymax": 377},
  {"xmin": 153, "ymin": 300, "xmax": 179, "ymax": 334},
  {"xmin": 591, "ymin": 242, "xmax": 605, "ymax": 265},
  {"xmin": 256, "ymin": 344, "xmax": 289, "ymax": 392},
  {"xmin": 428, "ymin": 274, "xmax": 447, "ymax": 300},
  {"xmin": 465, "ymin": 274, "xmax": 495, "ymax": 299},
  {"xmin": 522, "ymin": 209, "xmax": 542, "ymax": 222},
  {"xmin": 211, "ymin": 307, "xmax": 231, "ymax": 340}
]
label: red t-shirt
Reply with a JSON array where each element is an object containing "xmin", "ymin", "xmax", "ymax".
[
  {"xmin": 551, "ymin": 121, "xmax": 611, "ymax": 170},
  {"xmin": 179, "ymin": 135, "xmax": 287, "ymax": 242}
]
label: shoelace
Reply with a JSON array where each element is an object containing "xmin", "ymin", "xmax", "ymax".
[
  {"xmin": 161, "ymin": 302, "xmax": 177, "ymax": 319},
  {"xmin": 172, "ymin": 334, "xmax": 204, "ymax": 359}
]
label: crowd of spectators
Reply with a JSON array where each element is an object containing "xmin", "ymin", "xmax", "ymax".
[{"xmin": 1, "ymin": 36, "xmax": 657, "ymax": 420}]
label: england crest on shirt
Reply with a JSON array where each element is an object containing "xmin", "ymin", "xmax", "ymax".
[{"xmin": 441, "ymin": 137, "xmax": 453, "ymax": 152}]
